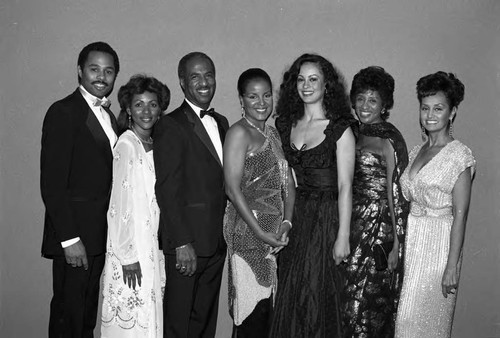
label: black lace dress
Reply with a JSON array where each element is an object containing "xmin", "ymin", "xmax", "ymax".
[{"xmin": 269, "ymin": 116, "xmax": 356, "ymax": 338}]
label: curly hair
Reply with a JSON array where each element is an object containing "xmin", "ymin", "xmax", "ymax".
[
  {"xmin": 275, "ymin": 53, "xmax": 351, "ymax": 126},
  {"xmin": 116, "ymin": 74, "xmax": 171, "ymax": 134},
  {"xmin": 416, "ymin": 71, "xmax": 465, "ymax": 110},
  {"xmin": 350, "ymin": 66, "xmax": 395, "ymax": 120}
]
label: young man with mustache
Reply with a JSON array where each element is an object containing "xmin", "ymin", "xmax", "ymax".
[
  {"xmin": 40, "ymin": 41, "xmax": 119, "ymax": 337},
  {"xmin": 154, "ymin": 52, "xmax": 229, "ymax": 337}
]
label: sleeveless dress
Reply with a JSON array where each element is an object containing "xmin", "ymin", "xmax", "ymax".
[
  {"xmin": 101, "ymin": 130, "xmax": 166, "ymax": 338},
  {"xmin": 395, "ymin": 140, "xmax": 476, "ymax": 338},
  {"xmin": 270, "ymin": 116, "xmax": 356, "ymax": 338},
  {"xmin": 223, "ymin": 125, "xmax": 289, "ymax": 329},
  {"xmin": 343, "ymin": 122, "xmax": 409, "ymax": 337}
]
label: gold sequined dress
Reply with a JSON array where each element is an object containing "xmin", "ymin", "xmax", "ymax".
[
  {"xmin": 395, "ymin": 140, "xmax": 475, "ymax": 337},
  {"xmin": 343, "ymin": 122, "xmax": 409, "ymax": 338},
  {"xmin": 223, "ymin": 125, "xmax": 289, "ymax": 326}
]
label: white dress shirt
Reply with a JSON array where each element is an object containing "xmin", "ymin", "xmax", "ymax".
[
  {"xmin": 61, "ymin": 86, "xmax": 118, "ymax": 249},
  {"xmin": 185, "ymin": 99, "xmax": 223, "ymax": 163},
  {"xmin": 79, "ymin": 85, "xmax": 118, "ymax": 149}
]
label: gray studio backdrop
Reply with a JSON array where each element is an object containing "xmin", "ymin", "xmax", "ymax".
[{"xmin": 1, "ymin": 0, "xmax": 498, "ymax": 337}]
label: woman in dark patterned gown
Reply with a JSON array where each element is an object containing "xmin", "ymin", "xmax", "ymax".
[
  {"xmin": 342, "ymin": 66, "xmax": 409, "ymax": 337},
  {"xmin": 224, "ymin": 68, "xmax": 295, "ymax": 337},
  {"xmin": 270, "ymin": 54, "xmax": 356, "ymax": 337}
]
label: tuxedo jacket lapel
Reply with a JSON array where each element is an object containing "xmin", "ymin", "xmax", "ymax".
[
  {"xmin": 183, "ymin": 103, "xmax": 223, "ymax": 167},
  {"xmin": 85, "ymin": 106, "xmax": 113, "ymax": 169},
  {"xmin": 212, "ymin": 113, "xmax": 227, "ymax": 145}
]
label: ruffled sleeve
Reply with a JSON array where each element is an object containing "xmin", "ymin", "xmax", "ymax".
[
  {"xmin": 329, "ymin": 115, "xmax": 357, "ymax": 142},
  {"xmin": 107, "ymin": 135, "xmax": 140, "ymax": 265}
]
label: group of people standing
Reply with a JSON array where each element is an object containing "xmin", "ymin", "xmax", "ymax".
[{"xmin": 40, "ymin": 41, "xmax": 475, "ymax": 338}]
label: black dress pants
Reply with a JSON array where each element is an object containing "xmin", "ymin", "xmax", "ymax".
[
  {"xmin": 49, "ymin": 254, "xmax": 105, "ymax": 338},
  {"xmin": 163, "ymin": 244, "xmax": 226, "ymax": 338}
]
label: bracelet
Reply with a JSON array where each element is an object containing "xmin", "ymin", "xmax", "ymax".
[
  {"xmin": 282, "ymin": 220, "xmax": 292, "ymax": 228},
  {"xmin": 176, "ymin": 244, "xmax": 188, "ymax": 250}
]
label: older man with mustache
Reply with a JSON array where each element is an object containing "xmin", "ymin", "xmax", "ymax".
[{"xmin": 154, "ymin": 52, "xmax": 229, "ymax": 337}]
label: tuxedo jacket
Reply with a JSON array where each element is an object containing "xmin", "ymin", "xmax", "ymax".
[
  {"xmin": 154, "ymin": 101, "xmax": 229, "ymax": 257},
  {"xmin": 40, "ymin": 89, "xmax": 117, "ymax": 257}
]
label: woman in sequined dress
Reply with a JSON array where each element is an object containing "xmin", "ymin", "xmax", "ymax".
[
  {"xmin": 101, "ymin": 75, "xmax": 170, "ymax": 338},
  {"xmin": 395, "ymin": 72, "xmax": 476, "ymax": 337},
  {"xmin": 269, "ymin": 54, "xmax": 356, "ymax": 337},
  {"xmin": 342, "ymin": 66, "xmax": 409, "ymax": 337},
  {"xmin": 223, "ymin": 68, "xmax": 295, "ymax": 337}
]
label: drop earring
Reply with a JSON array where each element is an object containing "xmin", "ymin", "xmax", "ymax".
[
  {"xmin": 421, "ymin": 125, "xmax": 427, "ymax": 142},
  {"xmin": 448, "ymin": 119, "xmax": 454, "ymax": 137},
  {"xmin": 241, "ymin": 106, "xmax": 245, "ymax": 117},
  {"xmin": 128, "ymin": 115, "xmax": 132, "ymax": 129}
]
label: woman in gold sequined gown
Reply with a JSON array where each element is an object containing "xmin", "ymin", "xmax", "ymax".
[
  {"xmin": 395, "ymin": 72, "xmax": 476, "ymax": 337},
  {"xmin": 223, "ymin": 68, "xmax": 295, "ymax": 337},
  {"xmin": 343, "ymin": 67, "xmax": 409, "ymax": 337}
]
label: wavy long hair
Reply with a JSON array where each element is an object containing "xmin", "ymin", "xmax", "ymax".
[{"xmin": 275, "ymin": 53, "xmax": 351, "ymax": 126}]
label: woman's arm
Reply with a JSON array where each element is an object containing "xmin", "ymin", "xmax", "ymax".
[
  {"xmin": 333, "ymin": 127, "xmax": 356, "ymax": 265},
  {"xmin": 224, "ymin": 124, "xmax": 288, "ymax": 247},
  {"xmin": 383, "ymin": 139, "xmax": 399, "ymax": 271},
  {"xmin": 108, "ymin": 138, "xmax": 142, "ymax": 289},
  {"xmin": 442, "ymin": 167, "xmax": 472, "ymax": 297},
  {"xmin": 274, "ymin": 166, "xmax": 296, "ymax": 253}
]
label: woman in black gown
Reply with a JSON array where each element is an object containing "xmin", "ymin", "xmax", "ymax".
[
  {"xmin": 342, "ymin": 66, "xmax": 409, "ymax": 337},
  {"xmin": 270, "ymin": 54, "xmax": 356, "ymax": 337}
]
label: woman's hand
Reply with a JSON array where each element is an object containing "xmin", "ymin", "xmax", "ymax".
[
  {"xmin": 122, "ymin": 262, "xmax": 142, "ymax": 289},
  {"xmin": 387, "ymin": 244, "xmax": 399, "ymax": 271},
  {"xmin": 259, "ymin": 230, "xmax": 288, "ymax": 249},
  {"xmin": 442, "ymin": 265, "xmax": 459, "ymax": 298},
  {"xmin": 270, "ymin": 221, "xmax": 292, "ymax": 254},
  {"xmin": 333, "ymin": 235, "xmax": 350, "ymax": 265}
]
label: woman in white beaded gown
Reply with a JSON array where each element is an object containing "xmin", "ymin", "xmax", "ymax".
[
  {"xmin": 395, "ymin": 72, "xmax": 476, "ymax": 337},
  {"xmin": 101, "ymin": 75, "xmax": 170, "ymax": 337}
]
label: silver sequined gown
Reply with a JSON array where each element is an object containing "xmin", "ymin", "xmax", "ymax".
[
  {"xmin": 395, "ymin": 140, "xmax": 475, "ymax": 337},
  {"xmin": 223, "ymin": 125, "xmax": 289, "ymax": 326}
]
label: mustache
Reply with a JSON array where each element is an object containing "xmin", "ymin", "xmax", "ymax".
[{"xmin": 92, "ymin": 81, "xmax": 108, "ymax": 86}]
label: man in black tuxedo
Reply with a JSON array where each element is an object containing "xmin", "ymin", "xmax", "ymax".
[
  {"xmin": 154, "ymin": 52, "xmax": 229, "ymax": 337},
  {"xmin": 40, "ymin": 41, "xmax": 119, "ymax": 337}
]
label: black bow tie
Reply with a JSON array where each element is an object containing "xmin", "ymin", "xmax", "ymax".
[{"xmin": 200, "ymin": 108, "xmax": 216, "ymax": 119}]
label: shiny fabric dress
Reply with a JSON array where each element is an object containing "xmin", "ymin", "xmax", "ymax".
[
  {"xmin": 224, "ymin": 125, "xmax": 289, "ymax": 330},
  {"xmin": 343, "ymin": 122, "xmax": 409, "ymax": 337},
  {"xmin": 101, "ymin": 130, "xmax": 166, "ymax": 338},
  {"xmin": 270, "ymin": 116, "xmax": 356, "ymax": 338},
  {"xmin": 395, "ymin": 140, "xmax": 476, "ymax": 338}
]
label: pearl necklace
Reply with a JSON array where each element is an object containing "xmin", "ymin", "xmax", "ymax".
[
  {"xmin": 243, "ymin": 116, "xmax": 267, "ymax": 138},
  {"xmin": 131, "ymin": 126, "xmax": 153, "ymax": 144}
]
